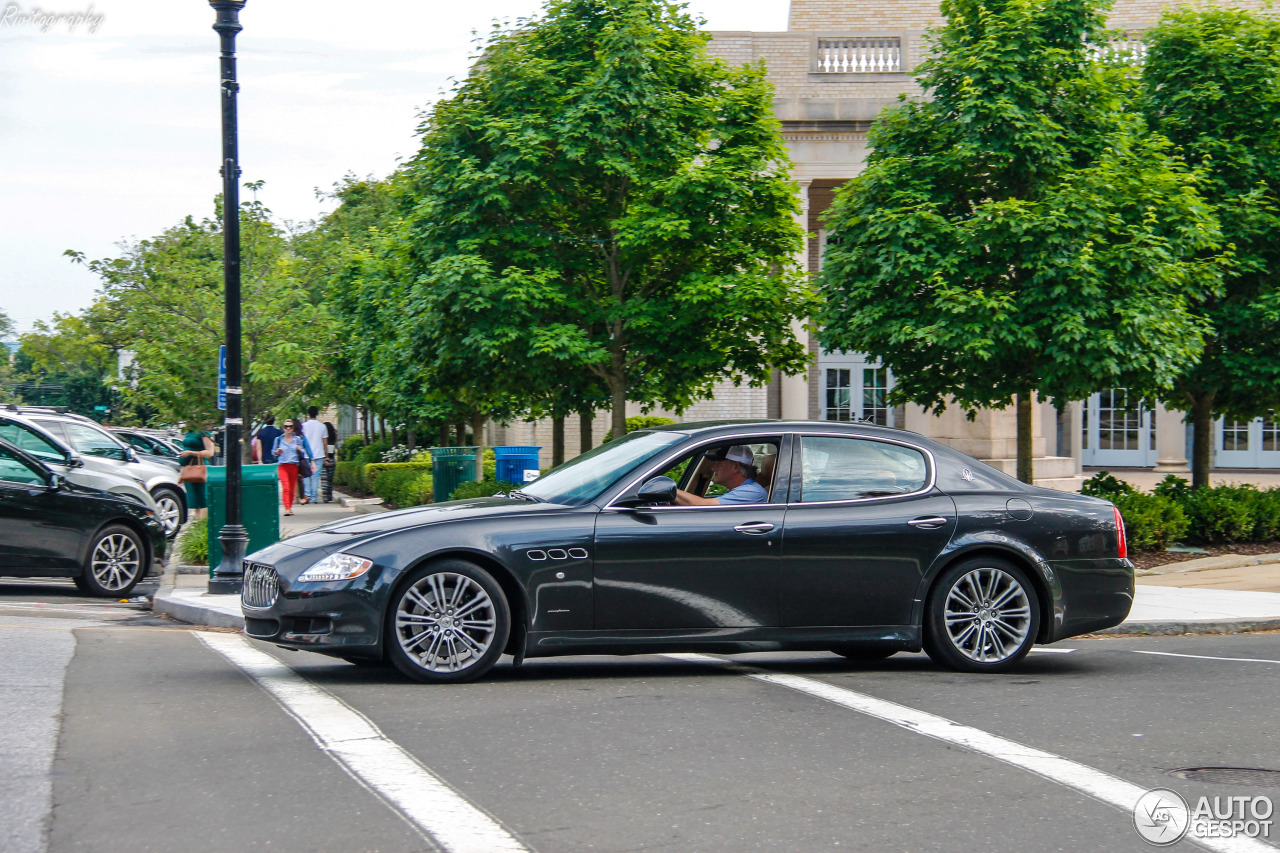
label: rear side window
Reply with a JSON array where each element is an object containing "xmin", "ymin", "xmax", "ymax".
[
  {"xmin": 798, "ymin": 436, "xmax": 928, "ymax": 502},
  {"xmin": 0, "ymin": 421, "xmax": 65, "ymax": 463}
]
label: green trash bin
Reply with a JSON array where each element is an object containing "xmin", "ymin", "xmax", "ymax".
[
  {"xmin": 430, "ymin": 446, "xmax": 479, "ymax": 501},
  {"xmin": 207, "ymin": 464, "xmax": 282, "ymax": 574}
]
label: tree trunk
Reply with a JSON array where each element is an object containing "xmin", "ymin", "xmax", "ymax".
[
  {"xmin": 378, "ymin": 418, "xmax": 387, "ymax": 442},
  {"xmin": 1190, "ymin": 390, "xmax": 1216, "ymax": 489},
  {"xmin": 609, "ymin": 379, "xmax": 627, "ymax": 442},
  {"xmin": 362, "ymin": 407, "xmax": 370, "ymax": 441},
  {"xmin": 1016, "ymin": 393, "xmax": 1034, "ymax": 484},
  {"xmin": 438, "ymin": 423, "xmax": 449, "ymax": 448},
  {"xmin": 469, "ymin": 411, "xmax": 486, "ymax": 482},
  {"xmin": 454, "ymin": 419, "xmax": 465, "ymax": 447},
  {"xmin": 552, "ymin": 416, "xmax": 565, "ymax": 467},
  {"xmin": 406, "ymin": 428, "xmax": 415, "ymax": 454},
  {"xmin": 580, "ymin": 409, "xmax": 594, "ymax": 454}
]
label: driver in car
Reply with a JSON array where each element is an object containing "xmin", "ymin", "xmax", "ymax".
[{"xmin": 674, "ymin": 445, "xmax": 768, "ymax": 506}]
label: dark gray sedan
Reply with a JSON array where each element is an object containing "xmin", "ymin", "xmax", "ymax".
[{"xmin": 241, "ymin": 421, "xmax": 1133, "ymax": 682}]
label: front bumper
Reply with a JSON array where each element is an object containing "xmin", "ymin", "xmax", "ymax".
[{"xmin": 240, "ymin": 560, "xmax": 385, "ymax": 656}]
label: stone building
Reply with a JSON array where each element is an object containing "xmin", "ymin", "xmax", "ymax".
[{"xmin": 497, "ymin": 0, "xmax": 1278, "ymax": 482}]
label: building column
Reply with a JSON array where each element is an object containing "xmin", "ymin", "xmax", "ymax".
[
  {"xmin": 781, "ymin": 179, "xmax": 812, "ymax": 420},
  {"xmin": 1066, "ymin": 400, "xmax": 1084, "ymax": 476},
  {"xmin": 1153, "ymin": 401, "xmax": 1190, "ymax": 472}
]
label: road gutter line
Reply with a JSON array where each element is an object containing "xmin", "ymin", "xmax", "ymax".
[
  {"xmin": 1134, "ymin": 650, "xmax": 1280, "ymax": 665},
  {"xmin": 662, "ymin": 653, "xmax": 1272, "ymax": 853},
  {"xmin": 197, "ymin": 633, "xmax": 530, "ymax": 853}
]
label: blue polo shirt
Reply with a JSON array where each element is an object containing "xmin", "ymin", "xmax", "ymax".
[{"xmin": 717, "ymin": 479, "xmax": 768, "ymax": 505}]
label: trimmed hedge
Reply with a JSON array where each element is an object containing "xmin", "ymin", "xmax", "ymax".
[
  {"xmin": 337, "ymin": 435, "xmax": 366, "ymax": 462},
  {"xmin": 1081, "ymin": 472, "xmax": 1280, "ymax": 549},
  {"xmin": 449, "ymin": 477, "xmax": 520, "ymax": 501},
  {"xmin": 334, "ymin": 461, "xmax": 433, "ymax": 508}
]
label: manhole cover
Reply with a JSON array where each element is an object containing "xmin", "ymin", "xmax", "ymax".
[{"xmin": 1169, "ymin": 768, "xmax": 1280, "ymax": 787}]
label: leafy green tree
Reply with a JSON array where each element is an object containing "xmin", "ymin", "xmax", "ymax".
[
  {"xmin": 70, "ymin": 193, "xmax": 337, "ymax": 456},
  {"xmin": 399, "ymin": 0, "xmax": 814, "ymax": 441},
  {"xmin": 819, "ymin": 0, "xmax": 1222, "ymax": 482},
  {"xmin": 0, "ymin": 309, "xmax": 22, "ymax": 404},
  {"xmin": 1141, "ymin": 7, "xmax": 1280, "ymax": 487},
  {"xmin": 14, "ymin": 311, "xmax": 119, "ymax": 419}
]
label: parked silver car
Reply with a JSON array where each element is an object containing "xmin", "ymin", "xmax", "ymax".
[
  {"xmin": 0, "ymin": 415, "xmax": 160, "ymax": 515},
  {"xmin": 1, "ymin": 408, "xmax": 187, "ymax": 537}
]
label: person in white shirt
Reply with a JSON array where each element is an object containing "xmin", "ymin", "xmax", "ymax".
[{"xmin": 300, "ymin": 406, "xmax": 329, "ymax": 506}]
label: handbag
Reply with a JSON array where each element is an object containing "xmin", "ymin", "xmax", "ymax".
[
  {"xmin": 179, "ymin": 461, "xmax": 207, "ymax": 484},
  {"xmin": 296, "ymin": 440, "xmax": 313, "ymax": 478}
]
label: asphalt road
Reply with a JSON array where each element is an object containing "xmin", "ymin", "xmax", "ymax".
[{"xmin": 4, "ymin": 579, "xmax": 1279, "ymax": 853}]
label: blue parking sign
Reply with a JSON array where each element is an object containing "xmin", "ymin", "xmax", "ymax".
[{"xmin": 217, "ymin": 345, "xmax": 227, "ymax": 411}]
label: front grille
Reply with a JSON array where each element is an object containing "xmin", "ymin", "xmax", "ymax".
[{"xmin": 242, "ymin": 562, "xmax": 280, "ymax": 608}]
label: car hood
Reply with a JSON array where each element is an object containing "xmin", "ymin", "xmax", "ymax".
[{"xmin": 283, "ymin": 496, "xmax": 573, "ymax": 550}]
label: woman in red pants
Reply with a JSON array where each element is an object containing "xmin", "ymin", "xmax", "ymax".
[{"xmin": 272, "ymin": 419, "xmax": 309, "ymax": 515}]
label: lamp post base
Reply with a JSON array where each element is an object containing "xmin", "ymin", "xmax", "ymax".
[{"xmin": 209, "ymin": 523, "xmax": 249, "ymax": 594}]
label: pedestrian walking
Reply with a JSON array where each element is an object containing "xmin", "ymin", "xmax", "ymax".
[
  {"xmin": 252, "ymin": 414, "xmax": 283, "ymax": 464},
  {"xmin": 300, "ymin": 406, "xmax": 328, "ymax": 506},
  {"xmin": 178, "ymin": 421, "xmax": 217, "ymax": 521},
  {"xmin": 322, "ymin": 420, "xmax": 338, "ymax": 502},
  {"xmin": 272, "ymin": 419, "xmax": 313, "ymax": 516}
]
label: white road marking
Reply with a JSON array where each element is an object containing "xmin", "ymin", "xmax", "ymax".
[
  {"xmin": 198, "ymin": 633, "xmax": 529, "ymax": 853},
  {"xmin": 1028, "ymin": 647, "xmax": 1076, "ymax": 654},
  {"xmin": 662, "ymin": 653, "xmax": 1271, "ymax": 853},
  {"xmin": 1135, "ymin": 650, "xmax": 1280, "ymax": 665}
]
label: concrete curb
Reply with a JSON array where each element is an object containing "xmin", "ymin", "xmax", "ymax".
[
  {"xmin": 1096, "ymin": 618, "xmax": 1280, "ymax": 636},
  {"xmin": 1138, "ymin": 552, "xmax": 1280, "ymax": 577},
  {"xmin": 153, "ymin": 588, "xmax": 245, "ymax": 630}
]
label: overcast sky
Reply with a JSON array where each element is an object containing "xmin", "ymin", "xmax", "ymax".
[{"xmin": 0, "ymin": 0, "xmax": 788, "ymax": 336}]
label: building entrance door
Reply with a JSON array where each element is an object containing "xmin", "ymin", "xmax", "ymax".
[
  {"xmin": 1215, "ymin": 414, "xmax": 1280, "ymax": 468},
  {"xmin": 1082, "ymin": 389, "xmax": 1157, "ymax": 468}
]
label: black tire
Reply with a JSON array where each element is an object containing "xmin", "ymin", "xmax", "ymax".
[
  {"xmin": 831, "ymin": 647, "xmax": 897, "ymax": 662},
  {"xmin": 386, "ymin": 560, "xmax": 510, "ymax": 684},
  {"xmin": 923, "ymin": 557, "xmax": 1040, "ymax": 673},
  {"xmin": 152, "ymin": 487, "xmax": 186, "ymax": 539},
  {"xmin": 79, "ymin": 524, "xmax": 146, "ymax": 598}
]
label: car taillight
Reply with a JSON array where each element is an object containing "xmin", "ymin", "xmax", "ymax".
[{"xmin": 1113, "ymin": 506, "xmax": 1127, "ymax": 559}]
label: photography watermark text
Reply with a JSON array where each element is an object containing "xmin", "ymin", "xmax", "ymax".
[{"xmin": 1, "ymin": 3, "xmax": 104, "ymax": 34}]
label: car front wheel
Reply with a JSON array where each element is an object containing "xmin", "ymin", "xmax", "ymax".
[
  {"xmin": 923, "ymin": 557, "xmax": 1040, "ymax": 673},
  {"xmin": 76, "ymin": 525, "xmax": 146, "ymax": 597},
  {"xmin": 152, "ymin": 487, "xmax": 186, "ymax": 538},
  {"xmin": 387, "ymin": 560, "xmax": 510, "ymax": 684}
]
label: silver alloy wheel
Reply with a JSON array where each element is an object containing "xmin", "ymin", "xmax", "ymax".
[
  {"xmin": 155, "ymin": 493, "xmax": 182, "ymax": 536},
  {"xmin": 394, "ymin": 571, "xmax": 498, "ymax": 673},
  {"xmin": 91, "ymin": 533, "xmax": 142, "ymax": 592},
  {"xmin": 943, "ymin": 567, "xmax": 1032, "ymax": 663}
]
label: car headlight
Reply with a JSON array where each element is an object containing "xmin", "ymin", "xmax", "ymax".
[{"xmin": 297, "ymin": 553, "xmax": 374, "ymax": 583}]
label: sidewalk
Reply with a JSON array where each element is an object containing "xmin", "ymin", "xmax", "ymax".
[
  {"xmin": 152, "ymin": 490, "xmax": 384, "ymax": 630},
  {"xmin": 152, "ymin": 502, "xmax": 1280, "ymax": 636}
]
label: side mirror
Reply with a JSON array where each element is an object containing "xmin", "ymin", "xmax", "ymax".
[
  {"xmin": 66, "ymin": 453, "xmax": 85, "ymax": 468},
  {"xmin": 634, "ymin": 476, "xmax": 677, "ymax": 506},
  {"xmin": 48, "ymin": 473, "xmax": 65, "ymax": 491},
  {"xmin": 124, "ymin": 447, "xmax": 139, "ymax": 463}
]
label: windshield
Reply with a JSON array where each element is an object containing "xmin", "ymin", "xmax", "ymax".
[
  {"xmin": 516, "ymin": 431, "xmax": 686, "ymax": 506},
  {"xmin": 0, "ymin": 421, "xmax": 67, "ymax": 464}
]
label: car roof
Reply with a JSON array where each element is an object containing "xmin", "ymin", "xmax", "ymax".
[
  {"xmin": 0, "ymin": 412, "xmax": 75, "ymax": 451},
  {"xmin": 642, "ymin": 419, "xmax": 944, "ymax": 446}
]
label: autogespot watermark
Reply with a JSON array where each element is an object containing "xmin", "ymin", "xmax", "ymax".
[
  {"xmin": 0, "ymin": 3, "xmax": 104, "ymax": 34},
  {"xmin": 1134, "ymin": 788, "xmax": 1274, "ymax": 846}
]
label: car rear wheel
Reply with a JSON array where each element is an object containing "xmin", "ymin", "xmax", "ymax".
[
  {"xmin": 387, "ymin": 560, "xmax": 510, "ymax": 684},
  {"xmin": 77, "ymin": 525, "xmax": 146, "ymax": 597},
  {"xmin": 152, "ymin": 487, "xmax": 185, "ymax": 538},
  {"xmin": 923, "ymin": 557, "xmax": 1039, "ymax": 673}
]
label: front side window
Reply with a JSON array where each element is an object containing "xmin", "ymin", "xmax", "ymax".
[
  {"xmin": 516, "ymin": 430, "xmax": 686, "ymax": 506},
  {"xmin": 649, "ymin": 440, "xmax": 781, "ymax": 505},
  {"xmin": 799, "ymin": 436, "xmax": 928, "ymax": 502},
  {"xmin": 0, "ymin": 446, "xmax": 48, "ymax": 486},
  {"xmin": 59, "ymin": 422, "xmax": 129, "ymax": 461}
]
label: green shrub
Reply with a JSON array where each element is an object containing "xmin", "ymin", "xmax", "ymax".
[
  {"xmin": 355, "ymin": 439, "xmax": 392, "ymax": 465},
  {"xmin": 176, "ymin": 516, "xmax": 209, "ymax": 566},
  {"xmin": 1113, "ymin": 492, "xmax": 1189, "ymax": 551},
  {"xmin": 334, "ymin": 461, "xmax": 364, "ymax": 490},
  {"xmin": 1152, "ymin": 474, "xmax": 1191, "ymax": 501},
  {"xmin": 601, "ymin": 416, "xmax": 677, "ymax": 444},
  {"xmin": 337, "ymin": 435, "xmax": 366, "ymax": 462},
  {"xmin": 1180, "ymin": 487, "xmax": 1255, "ymax": 544},
  {"xmin": 1248, "ymin": 488, "xmax": 1280, "ymax": 540},
  {"xmin": 448, "ymin": 477, "xmax": 519, "ymax": 501},
  {"xmin": 370, "ymin": 467, "xmax": 433, "ymax": 508},
  {"xmin": 1080, "ymin": 471, "xmax": 1135, "ymax": 499}
]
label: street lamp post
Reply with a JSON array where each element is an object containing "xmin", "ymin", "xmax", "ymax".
[{"xmin": 208, "ymin": 0, "xmax": 248, "ymax": 595}]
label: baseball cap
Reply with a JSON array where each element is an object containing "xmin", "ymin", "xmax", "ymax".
[{"xmin": 707, "ymin": 445, "xmax": 754, "ymax": 466}]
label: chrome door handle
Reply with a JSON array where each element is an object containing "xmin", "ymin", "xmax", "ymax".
[
  {"xmin": 908, "ymin": 516, "xmax": 949, "ymax": 529},
  {"xmin": 734, "ymin": 521, "xmax": 775, "ymax": 535}
]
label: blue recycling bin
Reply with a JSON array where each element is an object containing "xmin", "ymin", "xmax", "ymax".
[{"xmin": 493, "ymin": 446, "xmax": 542, "ymax": 485}]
